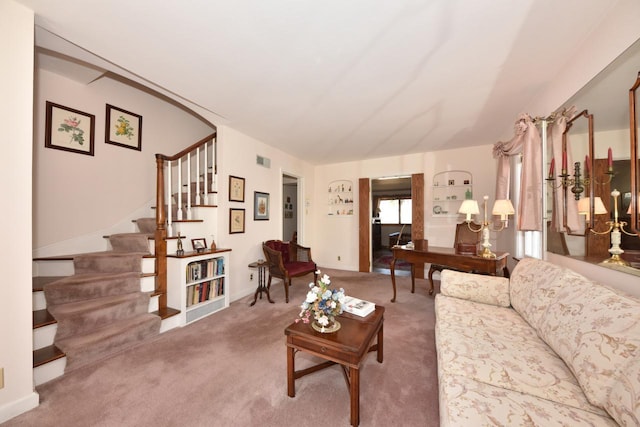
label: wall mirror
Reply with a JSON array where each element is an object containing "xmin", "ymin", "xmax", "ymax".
[
  {"xmin": 630, "ymin": 72, "xmax": 640, "ymax": 236},
  {"xmin": 547, "ymin": 37, "xmax": 640, "ymax": 269}
]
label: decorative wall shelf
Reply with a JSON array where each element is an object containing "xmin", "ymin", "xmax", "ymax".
[
  {"xmin": 432, "ymin": 170, "xmax": 473, "ymax": 217},
  {"xmin": 328, "ymin": 179, "xmax": 353, "ymax": 216}
]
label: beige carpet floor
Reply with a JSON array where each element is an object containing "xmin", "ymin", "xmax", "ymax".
[{"xmin": 6, "ymin": 268, "xmax": 439, "ymax": 427}]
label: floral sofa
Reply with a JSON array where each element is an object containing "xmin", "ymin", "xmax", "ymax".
[{"xmin": 435, "ymin": 257, "xmax": 640, "ymax": 426}]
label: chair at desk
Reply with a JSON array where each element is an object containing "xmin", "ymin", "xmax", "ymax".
[{"xmin": 428, "ymin": 222, "xmax": 481, "ymax": 288}]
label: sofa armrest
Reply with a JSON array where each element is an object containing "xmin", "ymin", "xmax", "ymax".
[{"xmin": 440, "ymin": 269, "xmax": 510, "ymax": 307}]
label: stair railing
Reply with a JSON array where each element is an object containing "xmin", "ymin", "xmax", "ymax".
[{"xmin": 154, "ymin": 132, "xmax": 217, "ymax": 311}]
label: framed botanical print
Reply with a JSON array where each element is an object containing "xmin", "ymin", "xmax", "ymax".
[
  {"xmin": 229, "ymin": 208, "xmax": 245, "ymax": 234},
  {"xmin": 229, "ymin": 175, "xmax": 245, "ymax": 202},
  {"xmin": 45, "ymin": 101, "xmax": 95, "ymax": 156},
  {"xmin": 253, "ymin": 191, "xmax": 269, "ymax": 220},
  {"xmin": 105, "ymin": 104, "xmax": 142, "ymax": 151}
]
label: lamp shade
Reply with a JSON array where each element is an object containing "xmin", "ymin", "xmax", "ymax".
[
  {"xmin": 577, "ymin": 197, "xmax": 607, "ymax": 220},
  {"xmin": 492, "ymin": 199, "xmax": 515, "ymax": 220},
  {"xmin": 577, "ymin": 197, "xmax": 590, "ymax": 215},
  {"xmin": 458, "ymin": 199, "xmax": 479, "ymax": 221},
  {"xmin": 594, "ymin": 197, "xmax": 607, "ymax": 215}
]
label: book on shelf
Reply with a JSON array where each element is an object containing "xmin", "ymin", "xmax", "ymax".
[{"xmin": 343, "ymin": 296, "xmax": 375, "ymax": 317}]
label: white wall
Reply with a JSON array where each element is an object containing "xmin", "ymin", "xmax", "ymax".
[
  {"xmin": 33, "ymin": 69, "xmax": 215, "ymax": 256},
  {"xmin": 216, "ymin": 126, "xmax": 315, "ymax": 301},
  {"xmin": 0, "ymin": 1, "xmax": 40, "ymax": 423},
  {"xmin": 312, "ymin": 144, "xmax": 498, "ymax": 271}
]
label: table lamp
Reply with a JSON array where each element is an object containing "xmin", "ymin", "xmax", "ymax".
[{"xmin": 458, "ymin": 196, "xmax": 514, "ymax": 258}]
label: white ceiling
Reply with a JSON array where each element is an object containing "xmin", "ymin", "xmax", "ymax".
[{"xmin": 17, "ymin": 0, "xmax": 625, "ymax": 165}]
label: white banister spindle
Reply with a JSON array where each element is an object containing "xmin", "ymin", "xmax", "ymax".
[
  {"xmin": 177, "ymin": 158, "xmax": 183, "ymax": 220},
  {"xmin": 166, "ymin": 160, "xmax": 173, "ymax": 237},
  {"xmin": 203, "ymin": 142, "xmax": 209, "ymax": 205},
  {"xmin": 195, "ymin": 145, "xmax": 202, "ymax": 206},
  {"xmin": 185, "ymin": 152, "xmax": 192, "ymax": 220}
]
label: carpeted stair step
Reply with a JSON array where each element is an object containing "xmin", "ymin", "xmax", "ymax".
[
  {"xmin": 135, "ymin": 217, "xmax": 156, "ymax": 234},
  {"xmin": 44, "ymin": 272, "xmax": 141, "ymax": 306},
  {"xmin": 56, "ymin": 313, "xmax": 160, "ymax": 371},
  {"xmin": 74, "ymin": 252, "xmax": 143, "ymax": 275},
  {"xmin": 49, "ymin": 292, "xmax": 151, "ymax": 341},
  {"xmin": 109, "ymin": 233, "xmax": 151, "ymax": 253}
]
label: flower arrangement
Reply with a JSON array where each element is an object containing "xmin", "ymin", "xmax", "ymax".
[{"xmin": 297, "ymin": 272, "xmax": 346, "ymax": 331}]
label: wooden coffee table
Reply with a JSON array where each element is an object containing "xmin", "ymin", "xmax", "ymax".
[{"xmin": 285, "ymin": 306, "xmax": 385, "ymax": 427}]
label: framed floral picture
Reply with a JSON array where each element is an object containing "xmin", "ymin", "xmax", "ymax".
[
  {"xmin": 254, "ymin": 191, "xmax": 269, "ymax": 220},
  {"xmin": 45, "ymin": 101, "xmax": 95, "ymax": 156},
  {"xmin": 105, "ymin": 104, "xmax": 142, "ymax": 151},
  {"xmin": 229, "ymin": 175, "xmax": 245, "ymax": 202},
  {"xmin": 229, "ymin": 208, "xmax": 245, "ymax": 234}
]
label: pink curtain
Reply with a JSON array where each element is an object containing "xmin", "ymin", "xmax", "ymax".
[
  {"xmin": 548, "ymin": 107, "xmax": 584, "ymax": 234},
  {"xmin": 493, "ymin": 113, "xmax": 542, "ymax": 231}
]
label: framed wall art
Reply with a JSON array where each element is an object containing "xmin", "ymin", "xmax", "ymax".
[
  {"xmin": 254, "ymin": 191, "xmax": 270, "ymax": 220},
  {"xmin": 45, "ymin": 101, "xmax": 95, "ymax": 156},
  {"xmin": 229, "ymin": 208, "xmax": 245, "ymax": 234},
  {"xmin": 105, "ymin": 104, "xmax": 142, "ymax": 151},
  {"xmin": 229, "ymin": 175, "xmax": 245, "ymax": 202}
]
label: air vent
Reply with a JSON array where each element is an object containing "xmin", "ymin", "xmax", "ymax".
[{"xmin": 256, "ymin": 155, "xmax": 271, "ymax": 168}]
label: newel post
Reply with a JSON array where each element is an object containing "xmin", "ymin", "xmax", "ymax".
[{"xmin": 155, "ymin": 154, "xmax": 168, "ymax": 310}]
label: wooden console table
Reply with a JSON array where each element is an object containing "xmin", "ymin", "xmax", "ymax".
[{"xmin": 390, "ymin": 246, "xmax": 509, "ymax": 301}]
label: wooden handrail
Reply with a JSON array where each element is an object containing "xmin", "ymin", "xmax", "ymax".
[{"xmin": 156, "ymin": 132, "xmax": 216, "ymax": 162}]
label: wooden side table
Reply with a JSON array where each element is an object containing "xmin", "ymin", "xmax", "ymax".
[
  {"xmin": 248, "ymin": 260, "xmax": 274, "ymax": 306},
  {"xmin": 285, "ymin": 307, "xmax": 385, "ymax": 426}
]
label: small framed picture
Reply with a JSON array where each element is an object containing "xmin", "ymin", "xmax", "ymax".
[
  {"xmin": 230, "ymin": 208, "xmax": 245, "ymax": 234},
  {"xmin": 191, "ymin": 238, "xmax": 207, "ymax": 253},
  {"xmin": 45, "ymin": 101, "xmax": 95, "ymax": 156},
  {"xmin": 105, "ymin": 104, "xmax": 142, "ymax": 151},
  {"xmin": 448, "ymin": 179, "xmax": 455, "ymax": 186},
  {"xmin": 254, "ymin": 191, "xmax": 270, "ymax": 220},
  {"xmin": 229, "ymin": 175, "xmax": 245, "ymax": 202},
  {"xmin": 463, "ymin": 179, "xmax": 470, "ymax": 185}
]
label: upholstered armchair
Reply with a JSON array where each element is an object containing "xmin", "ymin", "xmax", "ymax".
[{"xmin": 262, "ymin": 240, "xmax": 317, "ymax": 303}]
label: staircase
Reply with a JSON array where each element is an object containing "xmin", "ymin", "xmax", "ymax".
[{"xmin": 32, "ymin": 133, "xmax": 218, "ymax": 385}]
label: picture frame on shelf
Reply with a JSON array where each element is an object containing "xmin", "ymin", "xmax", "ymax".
[
  {"xmin": 229, "ymin": 175, "xmax": 245, "ymax": 202},
  {"xmin": 229, "ymin": 208, "xmax": 245, "ymax": 234},
  {"xmin": 45, "ymin": 101, "xmax": 95, "ymax": 156},
  {"xmin": 254, "ymin": 191, "xmax": 270, "ymax": 220},
  {"xmin": 191, "ymin": 238, "xmax": 207, "ymax": 253},
  {"xmin": 105, "ymin": 104, "xmax": 142, "ymax": 151}
]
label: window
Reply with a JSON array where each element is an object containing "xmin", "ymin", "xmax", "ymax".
[
  {"xmin": 379, "ymin": 197, "xmax": 412, "ymax": 224},
  {"xmin": 512, "ymin": 154, "xmax": 542, "ymax": 259}
]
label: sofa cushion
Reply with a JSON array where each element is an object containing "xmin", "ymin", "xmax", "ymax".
[
  {"xmin": 438, "ymin": 373, "xmax": 618, "ymax": 427},
  {"xmin": 441, "ymin": 270, "xmax": 510, "ymax": 307},
  {"xmin": 435, "ymin": 295, "xmax": 608, "ymax": 416},
  {"xmin": 509, "ymin": 257, "xmax": 567, "ymax": 330},
  {"xmin": 607, "ymin": 354, "xmax": 640, "ymax": 425},
  {"xmin": 536, "ymin": 271, "xmax": 640, "ymax": 424}
]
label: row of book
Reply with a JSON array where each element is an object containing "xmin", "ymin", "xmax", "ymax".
[
  {"xmin": 186, "ymin": 257, "xmax": 225, "ymax": 282},
  {"xmin": 186, "ymin": 278, "xmax": 224, "ymax": 307}
]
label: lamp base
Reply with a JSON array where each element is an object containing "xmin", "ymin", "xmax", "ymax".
[
  {"xmin": 478, "ymin": 247, "xmax": 496, "ymax": 259},
  {"xmin": 601, "ymin": 254, "xmax": 631, "ymax": 267}
]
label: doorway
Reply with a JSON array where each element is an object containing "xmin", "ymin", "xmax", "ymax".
[
  {"xmin": 358, "ymin": 173, "xmax": 424, "ymax": 275},
  {"xmin": 282, "ymin": 174, "xmax": 298, "ymax": 242},
  {"xmin": 371, "ymin": 176, "xmax": 412, "ymax": 273}
]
